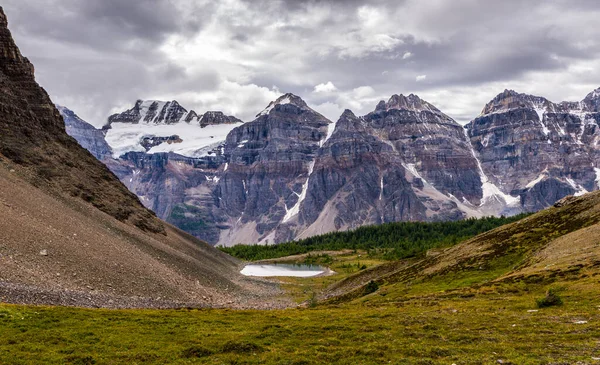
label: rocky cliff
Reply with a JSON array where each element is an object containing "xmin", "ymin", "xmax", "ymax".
[
  {"xmin": 57, "ymin": 81, "xmax": 600, "ymax": 245},
  {"xmin": 59, "ymin": 105, "xmax": 113, "ymax": 161},
  {"xmin": 103, "ymin": 99, "xmax": 242, "ymax": 158},
  {"xmin": 465, "ymin": 89, "xmax": 600, "ymax": 212}
]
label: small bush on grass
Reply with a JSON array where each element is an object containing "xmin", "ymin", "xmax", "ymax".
[
  {"xmin": 364, "ymin": 281, "xmax": 379, "ymax": 295},
  {"xmin": 221, "ymin": 341, "xmax": 264, "ymax": 354},
  {"xmin": 181, "ymin": 345, "xmax": 214, "ymax": 358},
  {"xmin": 536, "ymin": 287, "xmax": 564, "ymax": 308}
]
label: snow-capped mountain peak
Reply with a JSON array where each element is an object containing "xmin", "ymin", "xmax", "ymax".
[
  {"xmin": 375, "ymin": 93, "xmax": 439, "ymax": 113},
  {"xmin": 372, "ymin": 93, "xmax": 456, "ymax": 124},
  {"xmin": 256, "ymin": 93, "xmax": 312, "ymax": 117},
  {"xmin": 107, "ymin": 99, "xmax": 199, "ymax": 127},
  {"xmin": 103, "ymin": 99, "xmax": 244, "ymax": 158}
]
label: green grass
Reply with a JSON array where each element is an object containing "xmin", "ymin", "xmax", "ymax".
[
  {"xmin": 0, "ymin": 280, "xmax": 598, "ymax": 364},
  {"xmin": 275, "ymin": 252, "xmax": 389, "ymax": 303},
  {"xmin": 220, "ymin": 214, "xmax": 530, "ymax": 261},
  {"xmin": 2, "ymin": 197, "xmax": 599, "ymax": 364}
]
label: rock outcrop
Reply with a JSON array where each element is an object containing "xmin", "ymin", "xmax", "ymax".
[
  {"xmin": 465, "ymin": 89, "xmax": 600, "ymax": 212},
  {"xmin": 59, "ymin": 105, "xmax": 113, "ymax": 160},
  {"xmin": 107, "ymin": 100, "xmax": 198, "ymax": 126},
  {"xmin": 199, "ymin": 111, "xmax": 243, "ymax": 127}
]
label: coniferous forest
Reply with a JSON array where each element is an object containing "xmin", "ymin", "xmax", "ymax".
[{"xmin": 220, "ymin": 214, "xmax": 530, "ymax": 261}]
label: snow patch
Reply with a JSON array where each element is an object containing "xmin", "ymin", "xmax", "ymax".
[
  {"xmin": 283, "ymin": 160, "xmax": 315, "ymax": 223},
  {"xmin": 258, "ymin": 96, "xmax": 292, "ymax": 117},
  {"xmin": 205, "ymin": 175, "xmax": 220, "ymax": 184},
  {"xmin": 320, "ymin": 119, "xmax": 338, "ymax": 147},
  {"xmin": 481, "ymin": 134, "xmax": 491, "ymax": 147},
  {"xmin": 533, "ymin": 106, "xmax": 550, "ymax": 136},
  {"xmin": 566, "ymin": 177, "xmax": 588, "ymax": 196},
  {"xmin": 526, "ymin": 169, "xmax": 548, "ymax": 189},
  {"xmin": 105, "ymin": 122, "xmax": 240, "ymax": 158},
  {"xmin": 594, "ymin": 168, "xmax": 600, "ymax": 187},
  {"xmin": 463, "ymin": 129, "xmax": 520, "ymax": 206}
]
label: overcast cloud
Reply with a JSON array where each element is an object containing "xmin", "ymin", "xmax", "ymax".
[{"xmin": 3, "ymin": 0, "xmax": 600, "ymax": 126}]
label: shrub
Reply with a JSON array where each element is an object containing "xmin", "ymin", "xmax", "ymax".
[
  {"xmin": 64, "ymin": 355, "xmax": 96, "ymax": 365},
  {"xmin": 536, "ymin": 288, "xmax": 564, "ymax": 308},
  {"xmin": 308, "ymin": 292, "xmax": 318, "ymax": 308},
  {"xmin": 221, "ymin": 341, "xmax": 263, "ymax": 354},
  {"xmin": 364, "ymin": 281, "xmax": 379, "ymax": 295},
  {"xmin": 181, "ymin": 345, "xmax": 213, "ymax": 358}
]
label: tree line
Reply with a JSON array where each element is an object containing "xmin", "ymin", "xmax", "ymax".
[{"xmin": 220, "ymin": 214, "xmax": 530, "ymax": 261}]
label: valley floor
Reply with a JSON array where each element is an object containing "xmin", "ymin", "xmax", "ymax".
[
  {"xmin": 1, "ymin": 279, "xmax": 598, "ymax": 364},
  {"xmin": 3, "ymin": 190, "xmax": 600, "ymax": 363}
]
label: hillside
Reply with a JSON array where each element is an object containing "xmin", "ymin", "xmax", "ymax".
[
  {"xmin": 2, "ymin": 192, "xmax": 600, "ymax": 363},
  {"xmin": 0, "ymin": 6, "xmax": 282, "ymax": 309},
  {"xmin": 319, "ymin": 191, "xmax": 600, "ymax": 305}
]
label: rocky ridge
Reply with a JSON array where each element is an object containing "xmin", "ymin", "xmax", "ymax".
[
  {"xmin": 102, "ymin": 99, "xmax": 243, "ymax": 159},
  {"xmin": 60, "ymin": 86, "xmax": 600, "ymax": 246},
  {"xmin": 466, "ymin": 88, "xmax": 600, "ymax": 212}
]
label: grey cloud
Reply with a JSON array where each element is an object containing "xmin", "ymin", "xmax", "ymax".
[{"xmin": 3, "ymin": 0, "xmax": 600, "ymax": 126}]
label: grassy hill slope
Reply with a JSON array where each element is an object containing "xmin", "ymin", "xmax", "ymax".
[{"xmin": 2, "ymin": 192, "xmax": 600, "ymax": 363}]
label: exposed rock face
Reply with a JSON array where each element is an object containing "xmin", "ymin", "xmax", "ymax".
[
  {"xmin": 107, "ymin": 100, "xmax": 197, "ymax": 126},
  {"xmin": 61, "ymin": 84, "xmax": 600, "ymax": 245},
  {"xmin": 59, "ymin": 105, "xmax": 113, "ymax": 160},
  {"xmin": 116, "ymin": 151, "xmax": 228, "ymax": 244},
  {"xmin": 214, "ymin": 93, "xmax": 332, "ymax": 244},
  {"xmin": 364, "ymin": 94, "xmax": 483, "ymax": 204},
  {"xmin": 300, "ymin": 109, "xmax": 427, "ymax": 237},
  {"xmin": 465, "ymin": 89, "xmax": 600, "ymax": 212},
  {"xmin": 140, "ymin": 135, "xmax": 182, "ymax": 151},
  {"xmin": 199, "ymin": 111, "xmax": 243, "ymax": 127},
  {"xmin": 0, "ymin": 7, "xmax": 163, "ymax": 233}
]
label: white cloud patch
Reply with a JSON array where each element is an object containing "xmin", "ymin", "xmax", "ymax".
[
  {"xmin": 314, "ymin": 81, "xmax": 338, "ymax": 93},
  {"xmin": 416, "ymin": 75, "xmax": 427, "ymax": 82},
  {"xmin": 402, "ymin": 52, "xmax": 413, "ymax": 59}
]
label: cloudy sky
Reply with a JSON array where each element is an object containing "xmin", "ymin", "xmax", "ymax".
[{"xmin": 4, "ymin": 0, "xmax": 600, "ymax": 126}]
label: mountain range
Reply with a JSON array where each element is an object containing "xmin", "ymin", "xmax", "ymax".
[
  {"xmin": 60, "ymin": 86, "xmax": 600, "ymax": 246},
  {"xmin": 60, "ymin": 85, "xmax": 600, "ymax": 245}
]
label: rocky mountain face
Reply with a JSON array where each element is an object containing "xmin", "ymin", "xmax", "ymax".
[
  {"xmin": 298, "ymin": 95, "xmax": 483, "ymax": 240},
  {"xmin": 465, "ymin": 89, "xmax": 600, "ymax": 212},
  {"xmin": 102, "ymin": 99, "xmax": 243, "ymax": 158},
  {"xmin": 0, "ymin": 8, "xmax": 163, "ymax": 233},
  {"xmin": 200, "ymin": 111, "xmax": 243, "ymax": 127},
  {"xmin": 59, "ymin": 83, "xmax": 600, "ymax": 246},
  {"xmin": 59, "ymin": 105, "xmax": 113, "ymax": 160},
  {"xmin": 107, "ymin": 100, "xmax": 198, "ymax": 125}
]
